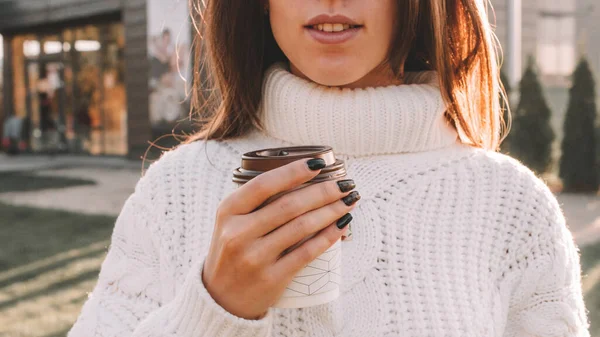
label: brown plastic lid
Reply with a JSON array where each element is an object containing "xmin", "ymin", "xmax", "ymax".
[{"xmin": 232, "ymin": 145, "xmax": 346, "ymax": 184}]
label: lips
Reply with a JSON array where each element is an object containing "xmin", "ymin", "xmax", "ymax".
[
  {"xmin": 304, "ymin": 14, "xmax": 363, "ymax": 44},
  {"xmin": 305, "ymin": 14, "xmax": 362, "ymax": 27}
]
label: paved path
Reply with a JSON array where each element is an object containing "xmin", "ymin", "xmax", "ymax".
[
  {"xmin": 0, "ymin": 168, "xmax": 141, "ymax": 216},
  {"xmin": 0, "ymin": 161, "xmax": 598, "ymax": 247},
  {"xmin": 558, "ymin": 193, "xmax": 600, "ymax": 247},
  {"xmin": 0, "ymin": 153, "xmax": 144, "ymax": 172},
  {"xmin": 0, "ymin": 154, "xmax": 145, "ymax": 216}
]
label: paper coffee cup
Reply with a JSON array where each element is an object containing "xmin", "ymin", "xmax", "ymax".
[{"xmin": 232, "ymin": 145, "xmax": 346, "ymax": 308}]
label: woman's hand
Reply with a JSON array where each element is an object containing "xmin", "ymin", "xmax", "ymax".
[{"xmin": 202, "ymin": 158, "xmax": 360, "ymax": 320}]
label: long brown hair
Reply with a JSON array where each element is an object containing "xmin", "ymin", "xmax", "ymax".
[{"xmin": 185, "ymin": 0, "xmax": 509, "ymax": 151}]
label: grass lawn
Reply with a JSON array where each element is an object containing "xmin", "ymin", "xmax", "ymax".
[
  {"xmin": 0, "ymin": 200, "xmax": 599, "ymax": 336},
  {"xmin": 581, "ymin": 242, "xmax": 600, "ymax": 335},
  {"xmin": 0, "ymin": 202, "xmax": 115, "ymax": 337}
]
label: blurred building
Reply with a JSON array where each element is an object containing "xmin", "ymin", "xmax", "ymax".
[
  {"xmin": 577, "ymin": 0, "xmax": 600, "ymax": 91},
  {"xmin": 489, "ymin": 0, "xmax": 597, "ymax": 83},
  {"xmin": 488, "ymin": 0, "xmax": 539, "ymax": 76},
  {"xmin": 489, "ymin": 0, "xmax": 598, "ymax": 143},
  {"xmin": 0, "ymin": 0, "xmax": 192, "ymax": 158}
]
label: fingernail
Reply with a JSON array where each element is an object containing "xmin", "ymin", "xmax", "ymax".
[
  {"xmin": 307, "ymin": 158, "xmax": 326, "ymax": 171},
  {"xmin": 336, "ymin": 213, "xmax": 353, "ymax": 229},
  {"xmin": 337, "ymin": 179, "xmax": 356, "ymax": 193},
  {"xmin": 342, "ymin": 191, "xmax": 361, "ymax": 206}
]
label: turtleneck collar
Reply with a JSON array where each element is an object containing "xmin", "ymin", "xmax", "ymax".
[{"xmin": 258, "ymin": 62, "xmax": 459, "ymax": 156}]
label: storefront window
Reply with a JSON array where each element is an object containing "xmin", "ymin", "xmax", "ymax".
[
  {"xmin": 538, "ymin": 1, "xmax": 576, "ymax": 78},
  {"xmin": 101, "ymin": 23, "xmax": 127, "ymax": 155},
  {"xmin": 42, "ymin": 35, "xmax": 62, "ymax": 56},
  {"xmin": 70, "ymin": 25, "xmax": 102, "ymax": 154},
  {"xmin": 11, "ymin": 21, "xmax": 126, "ymax": 155}
]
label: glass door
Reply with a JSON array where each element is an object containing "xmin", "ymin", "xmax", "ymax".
[
  {"xmin": 24, "ymin": 59, "xmax": 67, "ymax": 153},
  {"xmin": 64, "ymin": 23, "xmax": 127, "ymax": 155}
]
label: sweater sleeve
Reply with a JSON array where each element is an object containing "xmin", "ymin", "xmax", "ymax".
[
  {"xmin": 502, "ymin": 195, "xmax": 590, "ymax": 337},
  {"xmin": 67, "ymin": 168, "xmax": 273, "ymax": 337}
]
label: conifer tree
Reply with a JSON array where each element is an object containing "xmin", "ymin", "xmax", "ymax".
[
  {"xmin": 508, "ymin": 57, "xmax": 555, "ymax": 173},
  {"xmin": 559, "ymin": 58, "xmax": 599, "ymax": 193}
]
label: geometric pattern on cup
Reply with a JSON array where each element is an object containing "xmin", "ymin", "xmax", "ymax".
[{"xmin": 282, "ymin": 241, "xmax": 341, "ymax": 297}]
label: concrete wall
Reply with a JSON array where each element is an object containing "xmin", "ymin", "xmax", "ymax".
[
  {"xmin": 489, "ymin": 0, "xmax": 538, "ymax": 71},
  {"xmin": 577, "ymin": 0, "xmax": 600, "ymax": 102}
]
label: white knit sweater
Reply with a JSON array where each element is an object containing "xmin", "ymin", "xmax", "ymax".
[{"xmin": 69, "ymin": 62, "xmax": 590, "ymax": 337}]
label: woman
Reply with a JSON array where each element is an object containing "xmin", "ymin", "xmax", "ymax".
[{"xmin": 69, "ymin": 1, "xmax": 590, "ymax": 336}]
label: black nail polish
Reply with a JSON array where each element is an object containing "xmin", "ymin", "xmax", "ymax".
[
  {"xmin": 336, "ymin": 213, "xmax": 353, "ymax": 229},
  {"xmin": 337, "ymin": 179, "xmax": 356, "ymax": 193},
  {"xmin": 342, "ymin": 191, "xmax": 361, "ymax": 206},
  {"xmin": 307, "ymin": 158, "xmax": 326, "ymax": 171}
]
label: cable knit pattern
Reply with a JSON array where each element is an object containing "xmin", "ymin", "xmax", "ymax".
[{"xmin": 69, "ymin": 63, "xmax": 590, "ymax": 337}]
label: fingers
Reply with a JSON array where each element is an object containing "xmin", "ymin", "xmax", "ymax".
[
  {"xmin": 221, "ymin": 158, "xmax": 325, "ymax": 215},
  {"xmin": 260, "ymin": 191, "xmax": 360, "ymax": 256},
  {"xmin": 250, "ymin": 178, "xmax": 358, "ymax": 236},
  {"xmin": 272, "ymin": 214, "xmax": 353, "ymax": 279}
]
